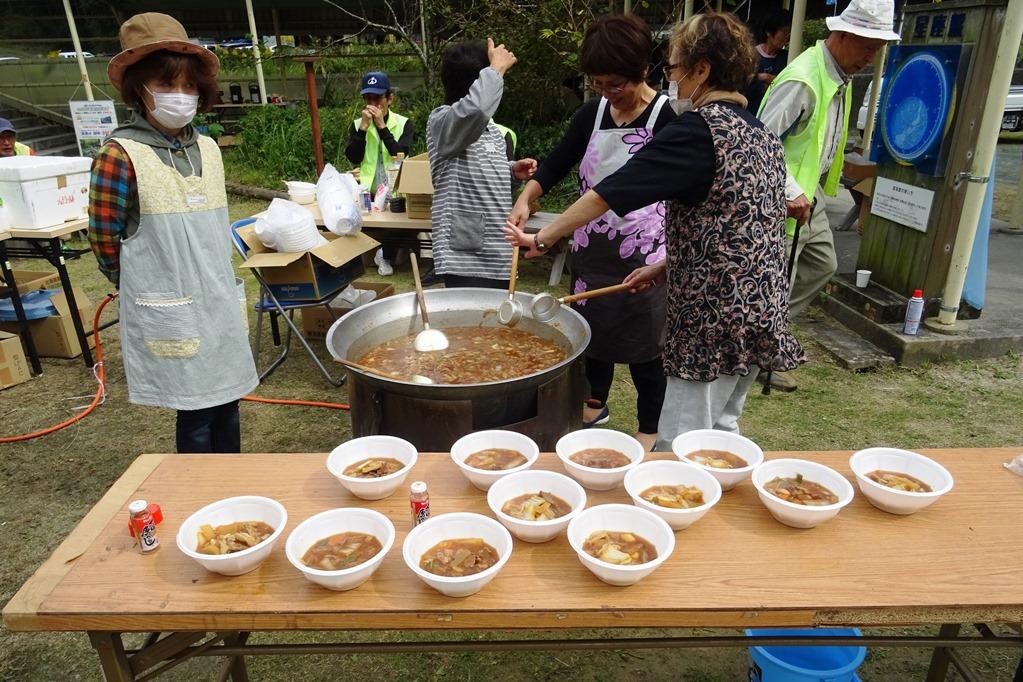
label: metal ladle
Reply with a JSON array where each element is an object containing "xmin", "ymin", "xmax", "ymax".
[
  {"xmin": 497, "ymin": 245, "xmax": 523, "ymax": 326},
  {"xmin": 531, "ymin": 282, "xmax": 633, "ymax": 323},
  {"xmin": 409, "ymin": 252, "xmax": 449, "ymax": 352},
  {"xmin": 334, "ymin": 358, "xmax": 434, "ymax": 385}
]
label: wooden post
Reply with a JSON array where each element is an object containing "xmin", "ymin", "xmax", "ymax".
[
  {"xmin": 788, "ymin": 0, "xmax": 808, "ymax": 63},
  {"xmin": 271, "ymin": 7, "xmax": 289, "ymax": 99},
  {"xmin": 297, "ymin": 58, "xmax": 324, "ymax": 175}
]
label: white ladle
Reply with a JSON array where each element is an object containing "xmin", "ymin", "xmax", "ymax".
[{"xmin": 409, "ymin": 252, "xmax": 449, "ymax": 352}]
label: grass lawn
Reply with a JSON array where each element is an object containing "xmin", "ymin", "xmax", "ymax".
[{"xmin": 1, "ymin": 196, "xmax": 1022, "ymax": 680}]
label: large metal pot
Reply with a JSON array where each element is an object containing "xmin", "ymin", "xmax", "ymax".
[{"xmin": 326, "ymin": 288, "xmax": 591, "ymax": 450}]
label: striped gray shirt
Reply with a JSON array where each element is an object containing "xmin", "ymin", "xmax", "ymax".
[{"xmin": 427, "ymin": 67, "xmax": 514, "ymax": 279}]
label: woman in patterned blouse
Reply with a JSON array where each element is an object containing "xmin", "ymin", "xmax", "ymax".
[{"xmin": 505, "ymin": 13, "xmax": 804, "ymax": 450}]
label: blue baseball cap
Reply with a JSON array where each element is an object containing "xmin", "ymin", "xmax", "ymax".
[
  {"xmin": 0, "ymin": 118, "xmax": 15, "ymax": 135},
  {"xmin": 360, "ymin": 71, "xmax": 390, "ymax": 96}
]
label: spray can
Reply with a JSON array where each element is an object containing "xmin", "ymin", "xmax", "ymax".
[
  {"xmin": 128, "ymin": 499, "xmax": 160, "ymax": 553},
  {"xmin": 903, "ymin": 289, "xmax": 925, "ymax": 335},
  {"xmin": 410, "ymin": 481, "xmax": 430, "ymax": 527},
  {"xmin": 361, "ymin": 190, "xmax": 372, "ymax": 213}
]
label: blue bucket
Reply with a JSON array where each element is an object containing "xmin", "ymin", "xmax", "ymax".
[{"xmin": 746, "ymin": 628, "xmax": 866, "ymax": 682}]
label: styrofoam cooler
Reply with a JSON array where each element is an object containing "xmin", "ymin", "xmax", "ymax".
[{"xmin": 0, "ymin": 156, "xmax": 93, "ymax": 229}]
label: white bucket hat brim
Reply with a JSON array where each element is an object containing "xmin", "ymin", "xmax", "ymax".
[{"xmin": 826, "ymin": 14, "xmax": 901, "ymax": 41}]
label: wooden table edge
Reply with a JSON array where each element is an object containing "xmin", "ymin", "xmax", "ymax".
[
  {"xmin": 2, "ymin": 453, "xmax": 169, "ymax": 631},
  {"xmin": 6, "ymin": 217, "xmax": 90, "ymax": 240}
]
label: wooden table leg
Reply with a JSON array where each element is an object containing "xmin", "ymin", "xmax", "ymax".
[
  {"xmin": 88, "ymin": 631, "xmax": 134, "ymax": 682},
  {"xmin": 925, "ymin": 623, "xmax": 961, "ymax": 682},
  {"xmin": 215, "ymin": 631, "xmax": 250, "ymax": 682}
]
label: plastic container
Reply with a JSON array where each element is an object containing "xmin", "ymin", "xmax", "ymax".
[
  {"xmin": 746, "ymin": 628, "xmax": 865, "ymax": 682},
  {"xmin": 0, "ymin": 288, "xmax": 58, "ymax": 321},
  {"xmin": 0, "ymin": 155, "xmax": 92, "ymax": 228},
  {"xmin": 903, "ymin": 289, "xmax": 924, "ymax": 335}
]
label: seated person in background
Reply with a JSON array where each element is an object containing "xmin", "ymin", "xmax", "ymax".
[
  {"xmin": 426, "ymin": 38, "xmax": 536, "ymax": 289},
  {"xmin": 0, "ymin": 118, "xmax": 35, "ymax": 157},
  {"xmin": 344, "ymin": 71, "xmax": 413, "ymax": 276}
]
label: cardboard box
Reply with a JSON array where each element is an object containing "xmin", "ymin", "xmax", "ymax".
[
  {"xmin": 394, "ymin": 153, "xmax": 433, "ymax": 220},
  {"xmin": 0, "ymin": 330, "xmax": 30, "ymax": 389},
  {"xmin": 854, "ymin": 177, "xmax": 874, "ymax": 231},
  {"xmin": 843, "ymin": 151, "xmax": 877, "ymax": 185},
  {"xmin": 237, "ymin": 224, "xmax": 378, "ymax": 302},
  {"xmin": 301, "ymin": 280, "xmax": 395, "ymax": 340},
  {"xmin": 0, "ymin": 286, "xmax": 95, "ymax": 358},
  {"xmin": 0, "ymin": 269, "xmax": 61, "ymax": 297},
  {"xmin": 0, "ymin": 156, "xmax": 92, "ymax": 229}
]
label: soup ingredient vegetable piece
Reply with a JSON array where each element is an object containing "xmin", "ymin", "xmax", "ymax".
[
  {"xmin": 686, "ymin": 449, "xmax": 748, "ymax": 469},
  {"xmin": 465, "ymin": 448, "xmax": 528, "ymax": 471},
  {"xmin": 640, "ymin": 484, "xmax": 705, "ymax": 509},
  {"xmin": 343, "ymin": 457, "xmax": 406, "ymax": 478},
  {"xmin": 763, "ymin": 473, "xmax": 839, "ymax": 506},
  {"xmin": 569, "ymin": 448, "xmax": 631, "ymax": 469},
  {"xmin": 866, "ymin": 469, "xmax": 933, "ymax": 493},
  {"xmin": 420, "ymin": 538, "xmax": 500, "ymax": 577},
  {"xmin": 196, "ymin": 521, "xmax": 275, "ymax": 555},
  {"xmin": 582, "ymin": 530, "xmax": 657, "ymax": 565},
  {"xmin": 302, "ymin": 532, "xmax": 383, "ymax": 571},
  {"xmin": 501, "ymin": 491, "xmax": 573, "ymax": 521}
]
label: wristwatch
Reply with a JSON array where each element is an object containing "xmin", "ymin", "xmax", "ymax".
[{"xmin": 533, "ymin": 234, "xmax": 549, "ymax": 252}]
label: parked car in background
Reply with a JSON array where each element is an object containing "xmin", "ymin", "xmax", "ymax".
[
  {"xmin": 58, "ymin": 50, "xmax": 94, "ymax": 59},
  {"xmin": 858, "ymin": 78, "xmax": 1023, "ymax": 135},
  {"xmin": 0, "ymin": 56, "xmax": 20, "ymax": 63}
]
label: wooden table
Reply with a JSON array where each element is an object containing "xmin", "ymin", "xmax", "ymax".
[
  {"xmin": 0, "ymin": 217, "xmax": 93, "ymax": 371},
  {"xmin": 6, "ymin": 448, "xmax": 1022, "ymax": 681}
]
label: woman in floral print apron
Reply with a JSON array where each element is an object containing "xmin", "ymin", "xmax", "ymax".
[{"xmin": 509, "ymin": 14, "xmax": 672, "ymax": 450}]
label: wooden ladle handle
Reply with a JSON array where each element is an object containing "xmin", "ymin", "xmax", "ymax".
[
  {"xmin": 334, "ymin": 357, "xmax": 398, "ymax": 379},
  {"xmin": 508, "ymin": 244, "xmax": 520, "ymax": 296},
  {"xmin": 560, "ymin": 282, "xmax": 632, "ymax": 304},
  {"xmin": 409, "ymin": 252, "xmax": 430, "ymax": 327}
]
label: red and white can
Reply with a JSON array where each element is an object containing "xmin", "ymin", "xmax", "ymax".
[
  {"xmin": 409, "ymin": 481, "xmax": 430, "ymax": 527},
  {"xmin": 129, "ymin": 499, "xmax": 160, "ymax": 553}
]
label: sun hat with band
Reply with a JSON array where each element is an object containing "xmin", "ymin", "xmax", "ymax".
[
  {"xmin": 826, "ymin": 0, "xmax": 901, "ymax": 41},
  {"xmin": 108, "ymin": 13, "xmax": 220, "ymax": 91}
]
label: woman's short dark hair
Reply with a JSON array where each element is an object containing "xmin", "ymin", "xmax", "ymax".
[
  {"xmin": 579, "ymin": 14, "xmax": 652, "ymax": 81},
  {"xmin": 670, "ymin": 13, "xmax": 756, "ymax": 92},
  {"xmin": 441, "ymin": 40, "xmax": 489, "ymax": 105},
  {"xmin": 757, "ymin": 9, "xmax": 792, "ymax": 43},
  {"xmin": 120, "ymin": 50, "xmax": 219, "ymax": 115}
]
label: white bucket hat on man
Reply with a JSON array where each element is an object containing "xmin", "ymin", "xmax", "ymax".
[{"xmin": 826, "ymin": 0, "xmax": 901, "ymax": 41}]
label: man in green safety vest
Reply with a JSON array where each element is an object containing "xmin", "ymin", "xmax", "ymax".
[
  {"xmin": 344, "ymin": 71, "xmax": 413, "ymax": 276},
  {"xmin": 0, "ymin": 118, "xmax": 36, "ymax": 157},
  {"xmin": 492, "ymin": 120, "xmax": 517, "ymax": 160},
  {"xmin": 757, "ymin": 0, "xmax": 898, "ymax": 392}
]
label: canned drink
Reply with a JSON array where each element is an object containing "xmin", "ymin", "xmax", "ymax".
[
  {"xmin": 361, "ymin": 190, "xmax": 372, "ymax": 212},
  {"xmin": 129, "ymin": 499, "xmax": 160, "ymax": 553},
  {"xmin": 410, "ymin": 481, "xmax": 430, "ymax": 527}
]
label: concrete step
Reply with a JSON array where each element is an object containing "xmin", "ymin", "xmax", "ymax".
[
  {"xmin": 26, "ymin": 131, "xmax": 77, "ymax": 151},
  {"xmin": 16, "ymin": 123, "xmax": 64, "ymax": 139},
  {"xmin": 38, "ymin": 142, "xmax": 82, "ymax": 156},
  {"xmin": 6, "ymin": 116, "xmax": 40, "ymax": 129},
  {"xmin": 798, "ymin": 311, "xmax": 895, "ymax": 371},
  {"xmin": 824, "ymin": 272, "xmax": 908, "ymax": 323}
]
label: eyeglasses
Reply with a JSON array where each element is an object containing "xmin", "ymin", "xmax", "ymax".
[
  {"xmin": 586, "ymin": 77, "xmax": 628, "ymax": 95},
  {"xmin": 662, "ymin": 63, "xmax": 681, "ymax": 79}
]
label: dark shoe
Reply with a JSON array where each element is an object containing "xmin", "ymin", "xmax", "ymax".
[
  {"xmin": 757, "ymin": 369, "xmax": 797, "ymax": 392},
  {"xmin": 583, "ymin": 399, "xmax": 610, "ymax": 427}
]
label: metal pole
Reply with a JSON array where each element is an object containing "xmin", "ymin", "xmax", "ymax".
[
  {"xmin": 244, "ymin": 0, "xmax": 268, "ymax": 105},
  {"xmin": 684, "ymin": 0, "xmax": 695, "ymax": 20},
  {"xmin": 929, "ymin": 0, "xmax": 1023, "ymax": 329},
  {"xmin": 624, "ymin": 0, "xmax": 633, "ymax": 13},
  {"xmin": 860, "ymin": 44, "xmax": 888, "ymax": 152},
  {"xmin": 62, "ymin": 0, "xmax": 94, "ymax": 101},
  {"xmin": 788, "ymin": 0, "xmax": 808, "ymax": 64}
]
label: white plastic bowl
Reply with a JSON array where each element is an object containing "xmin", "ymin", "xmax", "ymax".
[
  {"xmin": 176, "ymin": 496, "xmax": 287, "ymax": 576},
  {"xmin": 326, "ymin": 435, "xmax": 418, "ymax": 500},
  {"xmin": 566, "ymin": 504, "xmax": 675, "ymax": 586},
  {"xmin": 285, "ymin": 181, "xmax": 317, "ymax": 205},
  {"xmin": 285, "ymin": 508, "xmax": 395, "ymax": 591},
  {"xmin": 450, "ymin": 430, "xmax": 540, "ymax": 491},
  {"xmin": 752, "ymin": 458, "xmax": 855, "ymax": 529},
  {"xmin": 402, "ymin": 512, "xmax": 513, "ymax": 598},
  {"xmin": 672, "ymin": 429, "xmax": 764, "ymax": 491},
  {"xmin": 555, "ymin": 429, "xmax": 644, "ymax": 491},
  {"xmin": 486, "ymin": 470, "xmax": 587, "ymax": 543},
  {"xmin": 624, "ymin": 460, "xmax": 722, "ymax": 531},
  {"xmin": 849, "ymin": 447, "xmax": 954, "ymax": 515}
]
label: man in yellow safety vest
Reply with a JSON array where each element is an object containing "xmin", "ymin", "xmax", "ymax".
[{"xmin": 0, "ymin": 118, "xmax": 36, "ymax": 157}]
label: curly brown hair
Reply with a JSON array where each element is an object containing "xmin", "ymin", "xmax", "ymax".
[{"xmin": 669, "ymin": 12, "xmax": 756, "ymax": 92}]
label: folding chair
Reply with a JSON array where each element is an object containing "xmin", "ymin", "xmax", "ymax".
[{"xmin": 230, "ymin": 218, "xmax": 346, "ymax": 386}]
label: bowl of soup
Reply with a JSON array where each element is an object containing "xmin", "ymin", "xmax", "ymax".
[
  {"xmin": 671, "ymin": 429, "xmax": 764, "ymax": 491},
  {"xmin": 326, "ymin": 435, "xmax": 419, "ymax": 500},
  {"xmin": 285, "ymin": 508, "xmax": 395, "ymax": 591},
  {"xmin": 486, "ymin": 470, "xmax": 587, "ymax": 543},
  {"xmin": 555, "ymin": 429, "xmax": 644, "ymax": 491},
  {"xmin": 176, "ymin": 496, "xmax": 288, "ymax": 576},
  {"xmin": 566, "ymin": 504, "xmax": 674, "ymax": 586},
  {"xmin": 623, "ymin": 460, "xmax": 722, "ymax": 531},
  {"xmin": 752, "ymin": 458, "xmax": 855, "ymax": 529},
  {"xmin": 849, "ymin": 447, "xmax": 953, "ymax": 515},
  {"xmin": 402, "ymin": 512, "xmax": 513, "ymax": 597},
  {"xmin": 450, "ymin": 430, "xmax": 540, "ymax": 491}
]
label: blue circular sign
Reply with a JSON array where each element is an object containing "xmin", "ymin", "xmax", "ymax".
[{"xmin": 880, "ymin": 52, "xmax": 952, "ymax": 164}]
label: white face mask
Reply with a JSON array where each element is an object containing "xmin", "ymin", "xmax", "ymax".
[
  {"xmin": 145, "ymin": 85, "xmax": 199, "ymax": 129},
  {"xmin": 668, "ymin": 73, "xmax": 699, "ymax": 115}
]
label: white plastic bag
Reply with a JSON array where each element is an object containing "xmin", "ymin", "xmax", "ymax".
[
  {"xmin": 254, "ymin": 198, "xmax": 327, "ymax": 253},
  {"xmin": 317, "ymin": 163, "xmax": 362, "ymax": 235}
]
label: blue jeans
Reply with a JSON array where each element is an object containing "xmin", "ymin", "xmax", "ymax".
[{"xmin": 176, "ymin": 400, "xmax": 241, "ymax": 453}]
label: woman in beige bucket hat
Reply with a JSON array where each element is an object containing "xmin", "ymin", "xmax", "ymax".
[{"xmin": 88, "ymin": 13, "xmax": 259, "ymax": 453}]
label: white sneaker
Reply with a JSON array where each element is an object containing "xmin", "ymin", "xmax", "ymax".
[{"xmin": 374, "ymin": 249, "xmax": 394, "ymax": 276}]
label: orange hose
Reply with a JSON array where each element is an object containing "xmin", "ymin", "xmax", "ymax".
[{"xmin": 1, "ymin": 293, "xmax": 349, "ymax": 443}]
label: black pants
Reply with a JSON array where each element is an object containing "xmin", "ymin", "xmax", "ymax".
[
  {"xmin": 443, "ymin": 274, "xmax": 509, "ymax": 289},
  {"xmin": 586, "ymin": 357, "xmax": 666, "ymax": 435},
  {"xmin": 176, "ymin": 400, "xmax": 241, "ymax": 453},
  {"xmin": 381, "ymin": 244, "xmax": 398, "ymax": 261}
]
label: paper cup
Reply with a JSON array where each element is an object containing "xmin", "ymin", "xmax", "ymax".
[{"xmin": 855, "ymin": 270, "xmax": 871, "ymax": 288}]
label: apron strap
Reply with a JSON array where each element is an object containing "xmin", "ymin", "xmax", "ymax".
[
  {"xmin": 592, "ymin": 97, "xmax": 609, "ymax": 136},
  {"xmin": 646, "ymin": 94, "xmax": 668, "ymax": 130}
]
